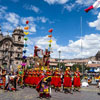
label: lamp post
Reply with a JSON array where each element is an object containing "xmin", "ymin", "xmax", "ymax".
[{"xmin": 58, "ymin": 51, "xmax": 61, "ymax": 69}]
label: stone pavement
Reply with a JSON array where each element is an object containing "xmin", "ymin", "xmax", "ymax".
[{"xmin": 0, "ymin": 86, "xmax": 100, "ymax": 100}]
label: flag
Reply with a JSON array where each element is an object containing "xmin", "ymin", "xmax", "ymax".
[
  {"xmin": 48, "ymin": 35, "xmax": 52, "ymax": 38},
  {"xmin": 84, "ymin": 0, "xmax": 100, "ymax": 13},
  {"xmin": 24, "ymin": 37, "xmax": 28, "ymax": 41},
  {"xmin": 24, "ymin": 32, "xmax": 29, "ymax": 35},
  {"xmin": 26, "ymin": 20, "xmax": 29, "ymax": 24},
  {"xmin": 48, "ymin": 40, "xmax": 52, "ymax": 43},
  {"xmin": 23, "ymin": 50, "xmax": 27, "ymax": 53},
  {"xmin": 48, "ymin": 29, "xmax": 53, "ymax": 33},
  {"xmin": 24, "ymin": 44, "xmax": 28, "ymax": 47},
  {"xmin": 49, "ymin": 44, "xmax": 51, "ymax": 47},
  {"xmin": 24, "ymin": 26, "xmax": 29, "ymax": 30}
]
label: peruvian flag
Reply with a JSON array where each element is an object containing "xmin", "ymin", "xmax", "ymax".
[{"xmin": 84, "ymin": 0, "xmax": 100, "ymax": 13}]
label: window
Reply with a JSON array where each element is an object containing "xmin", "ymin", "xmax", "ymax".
[
  {"xmin": 18, "ymin": 36, "xmax": 21, "ymax": 41},
  {"xmin": 5, "ymin": 51, "xmax": 8, "ymax": 55},
  {"xmin": 18, "ymin": 48, "xmax": 21, "ymax": 50},
  {"xmin": 10, "ymin": 52, "xmax": 12, "ymax": 56},
  {"xmin": 11, "ymin": 45, "xmax": 13, "ymax": 48},
  {"xmin": 17, "ymin": 54, "xmax": 20, "ymax": 57}
]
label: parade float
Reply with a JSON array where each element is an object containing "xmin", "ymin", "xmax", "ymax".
[{"xmin": 17, "ymin": 20, "xmax": 53, "ymax": 88}]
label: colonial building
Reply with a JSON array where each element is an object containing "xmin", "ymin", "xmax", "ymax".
[
  {"xmin": 0, "ymin": 26, "xmax": 24, "ymax": 69},
  {"xmin": 95, "ymin": 51, "xmax": 100, "ymax": 60},
  {"xmin": 49, "ymin": 51, "xmax": 100, "ymax": 69}
]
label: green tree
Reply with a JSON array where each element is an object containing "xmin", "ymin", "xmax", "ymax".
[
  {"xmin": 71, "ymin": 64, "xmax": 87, "ymax": 73},
  {"xmin": 57, "ymin": 62, "xmax": 66, "ymax": 71}
]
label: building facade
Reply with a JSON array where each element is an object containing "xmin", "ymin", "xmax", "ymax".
[{"xmin": 0, "ymin": 26, "xmax": 24, "ymax": 69}]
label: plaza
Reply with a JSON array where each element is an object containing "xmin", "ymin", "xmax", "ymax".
[{"xmin": 0, "ymin": 86, "xmax": 100, "ymax": 100}]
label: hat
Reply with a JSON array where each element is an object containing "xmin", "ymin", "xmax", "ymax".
[{"xmin": 34, "ymin": 46, "xmax": 38, "ymax": 48}]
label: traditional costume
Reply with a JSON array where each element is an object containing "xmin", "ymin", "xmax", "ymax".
[
  {"xmin": 54, "ymin": 69, "xmax": 61, "ymax": 91},
  {"xmin": 63, "ymin": 68, "xmax": 72, "ymax": 93},
  {"xmin": 73, "ymin": 68, "xmax": 81, "ymax": 91},
  {"xmin": 36, "ymin": 76, "xmax": 51, "ymax": 99}
]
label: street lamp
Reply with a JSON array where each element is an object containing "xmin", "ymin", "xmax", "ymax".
[{"xmin": 58, "ymin": 51, "xmax": 61, "ymax": 69}]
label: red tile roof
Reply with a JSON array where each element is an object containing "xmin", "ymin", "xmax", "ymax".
[
  {"xmin": 49, "ymin": 63, "xmax": 57, "ymax": 66},
  {"xmin": 87, "ymin": 64, "xmax": 100, "ymax": 67}
]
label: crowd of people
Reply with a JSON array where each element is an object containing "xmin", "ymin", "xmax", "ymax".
[
  {"xmin": 0, "ymin": 46, "xmax": 82, "ymax": 99},
  {"xmin": 0, "ymin": 66, "xmax": 82, "ymax": 99},
  {"xmin": 0, "ymin": 68, "xmax": 17, "ymax": 91}
]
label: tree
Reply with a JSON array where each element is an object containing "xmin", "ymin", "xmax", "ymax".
[
  {"xmin": 57, "ymin": 62, "xmax": 66, "ymax": 71},
  {"xmin": 71, "ymin": 64, "xmax": 87, "ymax": 73}
]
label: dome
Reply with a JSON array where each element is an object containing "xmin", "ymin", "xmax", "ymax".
[
  {"xmin": 16, "ymin": 26, "xmax": 23, "ymax": 30},
  {"xmin": 14, "ymin": 26, "xmax": 23, "ymax": 31},
  {"xmin": 13, "ymin": 26, "xmax": 24, "ymax": 36}
]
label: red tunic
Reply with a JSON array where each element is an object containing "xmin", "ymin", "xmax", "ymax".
[
  {"xmin": 63, "ymin": 71, "xmax": 72, "ymax": 88},
  {"xmin": 51, "ymin": 76, "xmax": 55, "ymax": 86},
  {"xmin": 54, "ymin": 71, "xmax": 61, "ymax": 88},
  {"xmin": 29, "ymin": 71, "xmax": 35, "ymax": 86},
  {"xmin": 28, "ymin": 71, "xmax": 32, "ymax": 85},
  {"xmin": 73, "ymin": 71, "xmax": 81, "ymax": 88},
  {"xmin": 35, "ymin": 71, "xmax": 40, "ymax": 86}
]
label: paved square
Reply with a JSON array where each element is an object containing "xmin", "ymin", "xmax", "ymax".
[{"xmin": 0, "ymin": 86, "xmax": 100, "ymax": 100}]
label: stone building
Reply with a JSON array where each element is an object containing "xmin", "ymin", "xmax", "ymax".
[
  {"xmin": 0, "ymin": 26, "xmax": 24, "ymax": 69},
  {"xmin": 95, "ymin": 51, "xmax": 100, "ymax": 60}
]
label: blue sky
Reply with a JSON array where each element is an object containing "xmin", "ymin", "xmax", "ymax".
[{"xmin": 0, "ymin": 0, "xmax": 100, "ymax": 59}]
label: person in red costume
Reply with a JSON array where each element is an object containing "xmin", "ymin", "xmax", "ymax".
[
  {"xmin": 54, "ymin": 68, "xmax": 61, "ymax": 92},
  {"xmin": 29, "ymin": 68, "xmax": 35, "ymax": 87},
  {"xmin": 73, "ymin": 68, "xmax": 81, "ymax": 92},
  {"xmin": 63, "ymin": 67, "xmax": 72, "ymax": 94},
  {"xmin": 34, "ymin": 46, "xmax": 41, "ymax": 57},
  {"xmin": 43, "ymin": 49, "xmax": 50, "ymax": 66}
]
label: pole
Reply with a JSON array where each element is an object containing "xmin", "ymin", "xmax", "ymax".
[
  {"xmin": 80, "ymin": 16, "xmax": 84, "ymax": 74},
  {"xmin": 59, "ymin": 51, "xmax": 61, "ymax": 69}
]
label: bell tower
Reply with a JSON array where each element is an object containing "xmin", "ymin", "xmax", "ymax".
[
  {"xmin": 12, "ymin": 26, "xmax": 24, "ymax": 43},
  {"xmin": 12, "ymin": 26, "xmax": 24, "ymax": 67}
]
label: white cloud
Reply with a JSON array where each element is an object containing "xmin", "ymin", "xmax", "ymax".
[
  {"xmin": 63, "ymin": 0, "xmax": 95, "ymax": 12},
  {"xmin": 2, "ymin": 22, "xmax": 14, "ymax": 31},
  {"xmin": 64, "ymin": 4, "xmax": 75, "ymax": 12},
  {"xmin": 24, "ymin": 5, "xmax": 40, "ymax": 13},
  {"xmin": 0, "ymin": 5, "xmax": 50, "ymax": 34},
  {"xmin": 27, "ymin": 33, "xmax": 100, "ymax": 59},
  {"xmin": 21, "ymin": 17, "xmax": 35, "ymax": 24},
  {"xmin": 29, "ymin": 25, "xmax": 36, "ymax": 33},
  {"xmin": 44, "ymin": 0, "xmax": 94, "ymax": 5},
  {"xmin": 30, "ymin": 5, "xmax": 40, "ymax": 13},
  {"xmin": 0, "ymin": 5, "xmax": 7, "ymax": 19},
  {"xmin": 89, "ymin": 12, "xmax": 100, "ymax": 30},
  {"xmin": 75, "ymin": 0, "xmax": 94, "ymax": 6},
  {"xmin": 36, "ymin": 17, "xmax": 48, "ymax": 23},
  {"xmin": 5, "ymin": 13, "xmax": 19, "ymax": 26},
  {"xmin": 44, "ymin": 0, "xmax": 68, "ymax": 4}
]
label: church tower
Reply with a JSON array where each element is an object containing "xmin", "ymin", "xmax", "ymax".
[{"xmin": 12, "ymin": 26, "xmax": 24, "ymax": 67}]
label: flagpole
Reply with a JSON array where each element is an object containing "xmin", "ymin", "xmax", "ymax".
[{"xmin": 80, "ymin": 16, "xmax": 84, "ymax": 74}]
